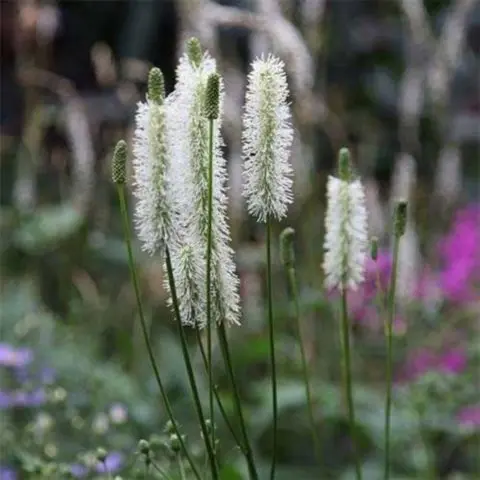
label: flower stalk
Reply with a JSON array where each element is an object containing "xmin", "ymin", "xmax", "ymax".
[
  {"xmin": 217, "ymin": 323, "xmax": 259, "ymax": 479},
  {"xmin": 266, "ymin": 217, "xmax": 278, "ymax": 480},
  {"xmin": 384, "ymin": 200, "xmax": 407, "ymax": 480},
  {"xmin": 204, "ymin": 72, "xmax": 220, "ymax": 460},
  {"xmin": 242, "ymin": 54, "xmax": 294, "ymax": 480},
  {"xmin": 280, "ymin": 227, "xmax": 322, "ymax": 468},
  {"xmin": 111, "ymin": 140, "xmax": 201, "ymax": 480},
  {"xmin": 323, "ymin": 147, "xmax": 367, "ymax": 480}
]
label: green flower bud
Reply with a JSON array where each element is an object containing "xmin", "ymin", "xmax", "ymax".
[
  {"xmin": 164, "ymin": 419, "xmax": 175, "ymax": 434},
  {"xmin": 96, "ymin": 447, "xmax": 107, "ymax": 463},
  {"xmin": 148, "ymin": 67, "xmax": 165, "ymax": 105},
  {"xmin": 138, "ymin": 439, "xmax": 150, "ymax": 456},
  {"xmin": 186, "ymin": 37, "xmax": 202, "ymax": 67},
  {"xmin": 394, "ymin": 200, "xmax": 408, "ymax": 238},
  {"xmin": 112, "ymin": 140, "xmax": 127, "ymax": 185},
  {"xmin": 370, "ymin": 236, "xmax": 378, "ymax": 261},
  {"xmin": 338, "ymin": 147, "xmax": 352, "ymax": 182},
  {"xmin": 279, "ymin": 227, "xmax": 295, "ymax": 269},
  {"xmin": 204, "ymin": 73, "xmax": 220, "ymax": 120},
  {"xmin": 169, "ymin": 433, "xmax": 181, "ymax": 453}
]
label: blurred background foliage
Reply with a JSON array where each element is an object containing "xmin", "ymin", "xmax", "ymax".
[{"xmin": 0, "ymin": 0, "xmax": 479, "ymax": 478}]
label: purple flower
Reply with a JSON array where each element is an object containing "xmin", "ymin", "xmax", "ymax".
[
  {"xmin": 438, "ymin": 204, "xmax": 480, "ymax": 303},
  {"xmin": 438, "ymin": 348, "xmax": 467, "ymax": 374},
  {"xmin": 0, "ymin": 391, "xmax": 13, "ymax": 409},
  {"xmin": 400, "ymin": 347, "xmax": 468, "ymax": 381},
  {"xmin": 0, "ymin": 389, "xmax": 46, "ymax": 409},
  {"xmin": 0, "ymin": 343, "xmax": 33, "ymax": 368},
  {"xmin": 457, "ymin": 405, "xmax": 480, "ymax": 428},
  {"xmin": 95, "ymin": 452, "xmax": 124, "ymax": 474},
  {"xmin": 69, "ymin": 463, "xmax": 88, "ymax": 478},
  {"xmin": 13, "ymin": 389, "xmax": 46, "ymax": 407},
  {"xmin": 0, "ymin": 466, "xmax": 17, "ymax": 480}
]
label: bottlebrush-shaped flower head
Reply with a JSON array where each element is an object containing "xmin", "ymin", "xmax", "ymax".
[
  {"xmin": 167, "ymin": 41, "xmax": 241, "ymax": 326},
  {"xmin": 242, "ymin": 55, "xmax": 294, "ymax": 222},
  {"xmin": 132, "ymin": 67, "xmax": 173, "ymax": 255},
  {"xmin": 323, "ymin": 148, "xmax": 368, "ymax": 290}
]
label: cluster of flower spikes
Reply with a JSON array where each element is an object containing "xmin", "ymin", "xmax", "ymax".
[{"xmin": 131, "ymin": 39, "xmax": 240, "ymax": 328}]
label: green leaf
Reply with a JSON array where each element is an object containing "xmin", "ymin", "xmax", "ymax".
[{"xmin": 13, "ymin": 203, "xmax": 84, "ymax": 254}]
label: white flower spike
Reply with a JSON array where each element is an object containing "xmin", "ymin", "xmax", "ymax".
[
  {"xmin": 323, "ymin": 148, "xmax": 368, "ymax": 291},
  {"xmin": 242, "ymin": 55, "xmax": 294, "ymax": 222},
  {"xmin": 132, "ymin": 68, "xmax": 173, "ymax": 255},
  {"xmin": 167, "ymin": 41, "xmax": 241, "ymax": 327}
]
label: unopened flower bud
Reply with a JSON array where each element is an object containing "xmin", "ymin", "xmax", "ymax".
[
  {"xmin": 370, "ymin": 236, "xmax": 378, "ymax": 261},
  {"xmin": 148, "ymin": 67, "xmax": 165, "ymax": 105},
  {"xmin": 186, "ymin": 37, "xmax": 202, "ymax": 67},
  {"xmin": 169, "ymin": 433, "xmax": 181, "ymax": 453},
  {"xmin": 338, "ymin": 147, "xmax": 352, "ymax": 182},
  {"xmin": 111, "ymin": 140, "xmax": 127, "ymax": 184},
  {"xmin": 164, "ymin": 420, "xmax": 175, "ymax": 434},
  {"xmin": 138, "ymin": 439, "xmax": 150, "ymax": 456},
  {"xmin": 204, "ymin": 73, "xmax": 220, "ymax": 119},
  {"xmin": 279, "ymin": 227, "xmax": 295, "ymax": 269},
  {"xmin": 96, "ymin": 447, "xmax": 107, "ymax": 463},
  {"xmin": 394, "ymin": 200, "xmax": 408, "ymax": 238}
]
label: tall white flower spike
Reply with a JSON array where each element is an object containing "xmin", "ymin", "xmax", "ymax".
[
  {"xmin": 323, "ymin": 148, "xmax": 368, "ymax": 291},
  {"xmin": 242, "ymin": 55, "xmax": 294, "ymax": 222},
  {"xmin": 168, "ymin": 38, "xmax": 241, "ymax": 327},
  {"xmin": 132, "ymin": 68, "xmax": 173, "ymax": 255}
]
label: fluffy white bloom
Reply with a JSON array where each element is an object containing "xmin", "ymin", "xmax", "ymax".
[
  {"xmin": 323, "ymin": 176, "xmax": 368, "ymax": 290},
  {"xmin": 167, "ymin": 51, "xmax": 241, "ymax": 327},
  {"xmin": 166, "ymin": 243, "xmax": 205, "ymax": 327},
  {"xmin": 132, "ymin": 99, "xmax": 172, "ymax": 255},
  {"xmin": 242, "ymin": 55, "xmax": 294, "ymax": 222}
]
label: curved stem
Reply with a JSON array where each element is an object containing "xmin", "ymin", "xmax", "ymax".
[
  {"xmin": 287, "ymin": 266, "xmax": 322, "ymax": 467},
  {"xmin": 384, "ymin": 235, "xmax": 400, "ymax": 480},
  {"xmin": 195, "ymin": 328, "xmax": 247, "ymax": 453},
  {"xmin": 217, "ymin": 323, "xmax": 259, "ymax": 479},
  {"xmin": 340, "ymin": 289, "xmax": 362, "ymax": 480},
  {"xmin": 165, "ymin": 247, "xmax": 219, "ymax": 479},
  {"xmin": 116, "ymin": 185, "xmax": 201, "ymax": 480},
  {"xmin": 206, "ymin": 118, "xmax": 216, "ymax": 458},
  {"xmin": 266, "ymin": 218, "xmax": 278, "ymax": 480}
]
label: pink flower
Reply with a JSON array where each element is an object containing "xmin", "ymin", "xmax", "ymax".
[
  {"xmin": 399, "ymin": 347, "xmax": 468, "ymax": 382},
  {"xmin": 457, "ymin": 405, "xmax": 480, "ymax": 428}
]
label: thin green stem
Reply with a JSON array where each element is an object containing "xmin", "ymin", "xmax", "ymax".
[
  {"xmin": 266, "ymin": 218, "xmax": 278, "ymax": 480},
  {"xmin": 165, "ymin": 247, "xmax": 219, "ymax": 480},
  {"xmin": 150, "ymin": 459, "xmax": 169, "ymax": 480},
  {"xmin": 384, "ymin": 235, "xmax": 400, "ymax": 480},
  {"xmin": 419, "ymin": 418, "xmax": 436, "ymax": 480},
  {"xmin": 178, "ymin": 454, "xmax": 187, "ymax": 480},
  {"xmin": 340, "ymin": 289, "xmax": 362, "ymax": 480},
  {"xmin": 116, "ymin": 185, "xmax": 201, "ymax": 480},
  {"xmin": 287, "ymin": 267, "xmax": 322, "ymax": 467},
  {"xmin": 206, "ymin": 118, "xmax": 216, "ymax": 456},
  {"xmin": 195, "ymin": 328, "xmax": 247, "ymax": 453},
  {"xmin": 217, "ymin": 323, "xmax": 259, "ymax": 479}
]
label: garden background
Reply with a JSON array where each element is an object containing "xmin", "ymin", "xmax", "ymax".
[{"xmin": 0, "ymin": 0, "xmax": 479, "ymax": 478}]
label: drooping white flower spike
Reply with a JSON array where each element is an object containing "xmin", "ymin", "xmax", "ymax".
[
  {"xmin": 323, "ymin": 148, "xmax": 368, "ymax": 291},
  {"xmin": 167, "ymin": 38, "xmax": 241, "ymax": 327},
  {"xmin": 242, "ymin": 55, "xmax": 294, "ymax": 222},
  {"xmin": 132, "ymin": 67, "xmax": 173, "ymax": 255}
]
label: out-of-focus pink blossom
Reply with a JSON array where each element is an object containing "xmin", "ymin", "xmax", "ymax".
[
  {"xmin": 399, "ymin": 347, "xmax": 468, "ymax": 382},
  {"xmin": 438, "ymin": 204, "xmax": 480, "ymax": 303},
  {"xmin": 457, "ymin": 405, "xmax": 480, "ymax": 428}
]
